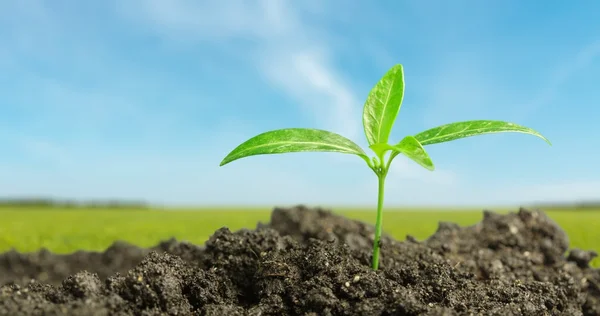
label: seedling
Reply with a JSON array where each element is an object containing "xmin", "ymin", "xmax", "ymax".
[{"xmin": 219, "ymin": 64, "xmax": 551, "ymax": 270}]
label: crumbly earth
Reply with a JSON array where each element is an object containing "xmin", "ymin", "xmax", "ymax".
[{"xmin": 1, "ymin": 206, "xmax": 599, "ymax": 315}]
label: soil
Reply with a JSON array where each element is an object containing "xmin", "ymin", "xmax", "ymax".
[{"xmin": 1, "ymin": 206, "xmax": 599, "ymax": 316}]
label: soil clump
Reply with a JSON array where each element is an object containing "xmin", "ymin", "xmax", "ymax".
[{"xmin": 1, "ymin": 206, "xmax": 598, "ymax": 315}]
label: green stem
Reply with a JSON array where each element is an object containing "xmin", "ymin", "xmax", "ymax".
[{"xmin": 371, "ymin": 172, "xmax": 386, "ymax": 270}]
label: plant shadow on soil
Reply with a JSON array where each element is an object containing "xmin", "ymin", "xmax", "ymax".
[{"xmin": 1, "ymin": 206, "xmax": 599, "ymax": 316}]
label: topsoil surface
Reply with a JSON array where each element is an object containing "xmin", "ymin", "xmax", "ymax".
[{"xmin": 0, "ymin": 206, "xmax": 599, "ymax": 316}]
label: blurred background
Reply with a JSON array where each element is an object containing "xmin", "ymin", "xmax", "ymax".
[
  {"xmin": 1, "ymin": 0, "xmax": 599, "ymax": 208},
  {"xmin": 0, "ymin": 1, "xmax": 598, "ymax": 256}
]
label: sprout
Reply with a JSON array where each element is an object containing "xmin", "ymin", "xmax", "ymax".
[{"xmin": 220, "ymin": 64, "xmax": 550, "ymax": 270}]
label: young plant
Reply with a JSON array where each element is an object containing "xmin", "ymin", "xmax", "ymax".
[{"xmin": 219, "ymin": 64, "xmax": 551, "ymax": 271}]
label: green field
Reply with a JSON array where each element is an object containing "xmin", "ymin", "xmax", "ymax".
[{"xmin": 1, "ymin": 207, "xmax": 598, "ymax": 267}]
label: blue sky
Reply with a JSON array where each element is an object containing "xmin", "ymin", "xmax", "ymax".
[{"xmin": 0, "ymin": 0, "xmax": 599, "ymax": 208}]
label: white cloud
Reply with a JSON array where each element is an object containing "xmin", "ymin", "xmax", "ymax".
[
  {"xmin": 1, "ymin": 1, "xmax": 468, "ymax": 206},
  {"xmin": 118, "ymin": 0, "xmax": 362, "ymax": 140},
  {"xmin": 124, "ymin": 0, "xmax": 298, "ymax": 40},
  {"xmin": 109, "ymin": 0, "xmax": 467, "ymax": 206},
  {"xmin": 261, "ymin": 48, "xmax": 361, "ymax": 139}
]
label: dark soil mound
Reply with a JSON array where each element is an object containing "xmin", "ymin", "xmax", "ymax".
[{"xmin": 1, "ymin": 206, "xmax": 599, "ymax": 315}]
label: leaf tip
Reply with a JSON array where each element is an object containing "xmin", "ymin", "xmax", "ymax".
[
  {"xmin": 536, "ymin": 133, "xmax": 552, "ymax": 146},
  {"xmin": 422, "ymin": 159, "xmax": 435, "ymax": 171},
  {"xmin": 219, "ymin": 156, "xmax": 232, "ymax": 167}
]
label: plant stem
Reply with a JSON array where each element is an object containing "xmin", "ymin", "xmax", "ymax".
[{"xmin": 371, "ymin": 172, "xmax": 386, "ymax": 270}]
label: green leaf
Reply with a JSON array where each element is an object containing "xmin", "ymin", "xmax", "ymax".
[
  {"xmin": 220, "ymin": 128, "xmax": 369, "ymax": 166},
  {"xmin": 414, "ymin": 120, "xmax": 552, "ymax": 146},
  {"xmin": 369, "ymin": 143, "xmax": 393, "ymax": 158},
  {"xmin": 362, "ymin": 64, "xmax": 405, "ymax": 146},
  {"xmin": 392, "ymin": 136, "xmax": 435, "ymax": 171},
  {"xmin": 369, "ymin": 136, "xmax": 434, "ymax": 171}
]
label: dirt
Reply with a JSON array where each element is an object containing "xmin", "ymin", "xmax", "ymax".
[{"xmin": 1, "ymin": 206, "xmax": 599, "ymax": 316}]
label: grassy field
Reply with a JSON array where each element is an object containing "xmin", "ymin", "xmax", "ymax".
[{"xmin": 0, "ymin": 206, "xmax": 598, "ymax": 267}]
